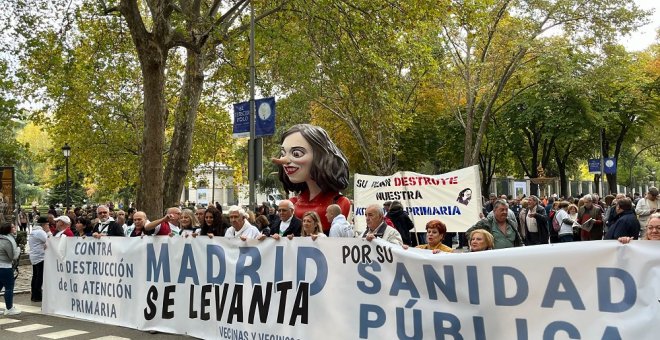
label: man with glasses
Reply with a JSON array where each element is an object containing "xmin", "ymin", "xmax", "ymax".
[
  {"xmin": 271, "ymin": 200, "xmax": 301, "ymax": 237},
  {"xmin": 635, "ymin": 187, "xmax": 658, "ymax": 239},
  {"xmin": 92, "ymin": 205, "xmax": 126, "ymax": 238}
]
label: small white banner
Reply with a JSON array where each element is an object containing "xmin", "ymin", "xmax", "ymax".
[{"xmin": 354, "ymin": 165, "xmax": 482, "ymax": 232}]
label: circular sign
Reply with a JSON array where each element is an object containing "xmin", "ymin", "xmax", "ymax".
[{"xmin": 258, "ymin": 103, "xmax": 272, "ymax": 120}]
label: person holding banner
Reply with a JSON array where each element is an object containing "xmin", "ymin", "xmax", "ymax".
[
  {"xmin": 200, "ymin": 206, "xmax": 228, "ymax": 238},
  {"xmin": 414, "ymin": 220, "xmax": 453, "ymax": 253},
  {"xmin": 225, "ymin": 205, "xmax": 261, "ymax": 240},
  {"xmin": 362, "ymin": 204, "xmax": 403, "ymax": 245},
  {"xmin": 619, "ymin": 213, "xmax": 659, "ymax": 243},
  {"xmin": 468, "ymin": 229, "xmax": 494, "ymax": 252},
  {"xmin": 300, "ymin": 211, "xmax": 327, "ymax": 241},
  {"xmin": 271, "ymin": 200, "xmax": 302, "ymax": 238},
  {"xmin": 272, "ymin": 124, "xmax": 351, "ymax": 234},
  {"xmin": 179, "ymin": 209, "xmax": 200, "ymax": 237},
  {"xmin": 73, "ymin": 217, "xmax": 92, "ymax": 237},
  {"xmin": 145, "ymin": 207, "xmax": 180, "ymax": 236},
  {"xmin": 53, "ymin": 216, "xmax": 74, "ymax": 237},
  {"xmin": 92, "ymin": 205, "xmax": 125, "ymax": 238},
  {"xmin": 126, "ymin": 211, "xmax": 148, "ymax": 237},
  {"xmin": 467, "ymin": 200, "xmax": 523, "ymax": 249},
  {"xmin": 326, "ymin": 204, "xmax": 354, "ymax": 237}
]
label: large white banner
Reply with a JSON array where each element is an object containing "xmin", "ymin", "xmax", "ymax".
[
  {"xmin": 354, "ymin": 165, "xmax": 482, "ymax": 232},
  {"xmin": 44, "ymin": 237, "xmax": 660, "ymax": 339}
]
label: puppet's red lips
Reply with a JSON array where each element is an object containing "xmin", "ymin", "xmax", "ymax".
[{"xmin": 284, "ymin": 166, "xmax": 298, "ymax": 175}]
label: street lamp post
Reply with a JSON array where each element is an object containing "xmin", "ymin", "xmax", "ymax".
[{"xmin": 62, "ymin": 143, "xmax": 71, "ymax": 212}]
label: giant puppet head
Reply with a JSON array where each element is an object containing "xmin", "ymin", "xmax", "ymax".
[{"xmin": 272, "ymin": 124, "xmax": 349, "ymax": 196}]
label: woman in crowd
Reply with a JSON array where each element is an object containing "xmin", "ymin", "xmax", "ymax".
[
  {"xmin": 74, "ymin": 217, "xmax": 92, "ymax": 237},
  {"xmin": 619, "ymin": 213, "xmax": 660, "ymax": 243},
  {"xmin": 555, "ymin": 201, "xmax": 575, "ymax": 242},
  {"xmin": 200, "ymin": 206, "xmax": 227, "ymax": 238},
  {"xmin": 300, "ymin": 211, "xmax": 326, "ymax": 241},
  {"xmin": 255, "ymin": 215, "xmax": 271, "ymax": 236},
  {"xmin": 415, "ymin": 220, "xmax": 453, "ymax": 254},
  {"xmin": 0, "ymin": 222, "xmax": 20, "ymax": 315},
  {"xmin": 179, "ymin": 209, "xmax": 200, "ymax": 237},
  {"xmin": 468, "ymin": 229, "xmax": 495, "ymax": 252}
]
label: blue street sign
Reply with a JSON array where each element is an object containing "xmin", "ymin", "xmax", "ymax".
[
  {"xmin": 232, "ymin": 102, "xmax": 250, "ymax": 138},
  {"xmin": 588, "ymin": 158, "xmax": 616, "ymax": 174},
  {"xmin": 604, "ymin": 157, "xmax": 617, "ymax": 174},
  {"xmin": 232, "ymin": 97, "xmax": 276, "ymax": 138}
]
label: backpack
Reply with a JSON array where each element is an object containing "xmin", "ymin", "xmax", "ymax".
[{"xmin": 548, "ymin": 210, "xmax": 560, "ymax": 232}]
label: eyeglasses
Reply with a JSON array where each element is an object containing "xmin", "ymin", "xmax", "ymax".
[
  {"xmin": 648, "ymin": 226, "xmax": 660, "ymax": 231},
  {"xmin": 278, "ymin": 209, "xmax": 291, "ymax": 213}
]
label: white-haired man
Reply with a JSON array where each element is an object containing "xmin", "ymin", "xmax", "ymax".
[
  {"xmin": 92, "ymin": 205, "xmax": 125, "ymax": 238},
  {"xmin": 271, "ymin": 200, "xmax": 301, "ymax": 237},
  {"xmin": 362, "ymin": 204, "xmax": 403, "ymax": 245},
  {"xmin": 326, "ymin": 204, "xmax": 353, "ymax": 237},
  {"xmin": 225, "ymin": 205, "xmax": 260, "ymax": 240},
  {"xmin": 577, "ymin": 194, "xmax": 604, "ymax": 240}
]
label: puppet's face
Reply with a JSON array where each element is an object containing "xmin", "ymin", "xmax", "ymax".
[{"xmin": 279, "ymin": 132, "xmax": 314, "ymax": 183}]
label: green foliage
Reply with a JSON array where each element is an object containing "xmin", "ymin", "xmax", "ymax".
[
  {"xmin": 251, "ymin": 0, "xmax": 442, "ymax": 175},
  {"xmin": 45, "ymin": 176, "xmax": 89, "ymax": 207}
]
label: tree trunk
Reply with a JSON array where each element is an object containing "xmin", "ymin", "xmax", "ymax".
[
  {"xmin": 593, "ymin": 174, "xmax": 601, "ymax": 196},
  {"xmin": 558, "ymin": 167, "xmax": 568, "ymax": 198},
  {"xmin": 163, "ymin": 49, "xmax": 205, "ymax": 208},
  {"xmin": 606, "ymin": 173, "xmax": 617, "ymax": 195},
  {"xmin": 137, "ymin": 55, "xmax": 167, "ymax": 219},
  {"xmin": 119, "ymin": 0, "xmax": 169, "ymax": 221}
]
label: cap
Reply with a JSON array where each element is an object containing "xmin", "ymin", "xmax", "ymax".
[
  {"xmin": 54, "ymin": 215, "xmax": 71, "ymax": 225},
  {"xmin": 649, "ymin": 187, "xmax": 659, "ymax": 196},
  {"xmin": 37, "ymin": 216, "xmax": 49, "ymax": 224}
]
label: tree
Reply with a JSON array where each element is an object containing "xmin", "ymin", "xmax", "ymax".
[
  {"xmin": 497, "ymin": 38, "xmax": 595, "ymax": 196},
  {"xmin": 588, "ymin": 44, "xmax": 660, "ymax": 193},
  {"xmin": 434, "ymin": 0, "xmax": 649, "ymax": 168},
  {"xmin": 254, "ymin": 1, "xmax": 441, "ymax": 175},
  {"xmin": 95, "ymin": 0, "xmax": 292, "ymax": 217}
]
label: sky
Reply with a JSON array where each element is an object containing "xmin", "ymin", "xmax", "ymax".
[{"xmin": 624, "ymin": 0, "xmax": 660, "ymax": 51}]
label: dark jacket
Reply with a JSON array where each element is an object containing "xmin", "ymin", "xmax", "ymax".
[
  {"xmin": 521, "ymin": 205, "xmax": 549, "ymax": 244},
  {"xmin": 272, "ymin": 216, "xmax": 302, "ymax": 237},
  {"xmin": 604, "ymin": 210, "xmax": 640, "ymax": 240},
  {"xmin": 386, "ymin": 207, "xmax": 414, "ymax": 246},
  {"xmin": 92, "ymin": 220, "xmax": 125, "ymax": 237}
]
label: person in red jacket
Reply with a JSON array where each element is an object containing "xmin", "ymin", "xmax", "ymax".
[
  {"xmin": 53, "ymin": 216, "xmax": 74, "ymax": 237},
  {"xmin": 272, "ymin": 124, "xmax": 350, "ymax": 234}
]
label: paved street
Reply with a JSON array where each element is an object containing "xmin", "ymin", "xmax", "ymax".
[{"xmin": 1, "ymin": 263, "xmax": 188, "ymax": 340}]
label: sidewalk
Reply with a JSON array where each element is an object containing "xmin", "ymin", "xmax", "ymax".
[{"xmin": 14, "ymin": 260, "xmax": 33, "ymax": 294}]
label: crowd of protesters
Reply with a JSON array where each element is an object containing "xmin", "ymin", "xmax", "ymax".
[{"xmin": 2, "ymin": 186, "xmax": 657, "ymax": 316}]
